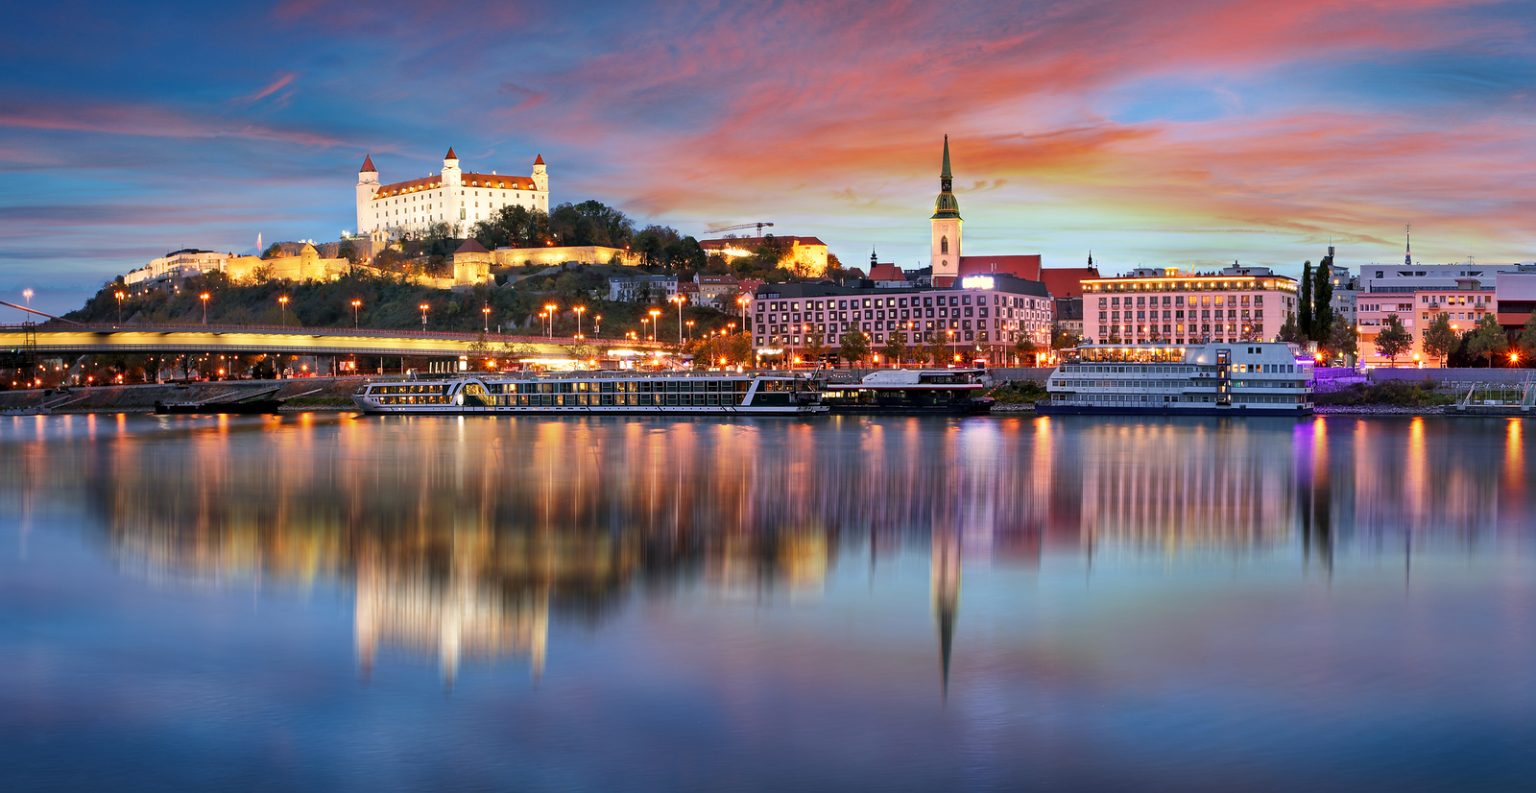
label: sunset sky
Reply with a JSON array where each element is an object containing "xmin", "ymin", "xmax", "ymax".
[{"xmin": 2, "ymin": 0, "xmax": 1534, "ymax": 314}]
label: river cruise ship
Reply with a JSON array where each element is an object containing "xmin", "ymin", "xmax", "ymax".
[
  {"xmin": 1039, "ymin": 343, "xmax": 1313, "ymax": 416},
  {"xmin": 353, "ymin": 372, "xmax": 826, "ymax": 416},
  {"xmin": 820, "ymin": 369, "xmax": 995, "ymax": 415}
]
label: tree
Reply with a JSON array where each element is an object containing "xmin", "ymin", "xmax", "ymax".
[
  {"xmin": 1312, "ymin": 252, "xmax": 1334, "ymax": 339},
  {"xmin": 1012, "ymin": 337, "xmax": 1039, "ymax": 366},
  {"xmin": 1374, "ymin": 313, "xmax": 1412, "ymax": 365},
  {"xmin": 881, "ymin": 330, "xmax": 908, "ymax": 366},
  {"xmin": 922, "ymin": 338, "xmax": 950, "ymax": 366},
  {"xmin": 473, "ymin": 205, "xmax": 550, "ymax": 249},
  {"xmin": 1277, "ymin": 312, "xmax": 1302, "ymax": 343},
  {"xmin": 1518, "ymin": 314, "xmax": 1536, "ymax": 365},
  {"xmin": 1421, "ymin": 312, "xmax": 1457, "ymax": 366},
  {"xmin": 1464, "ymin": 313, "xmax": 1509, "ymax": 367},
  {"xmin": 839, "ymin": 329, "xmax": 871, "ymax": 368},
  {"xmin": 1050, "ymin": 323, "xmax": 1079, "ymax": 351},
  {"xmin": 803, "ymin": 333, "xmax": 827, "ymax": 367},
  {"xmin": 547, "ymin": 200, "xmax": 635, "ymax": 248},
  {"xmin": 1326, "ymin": 316, "xmax": 1357, "ymax": 362},
  {"xmin": 1298, "ymin": 260, "xmax": 1313, "ymax": 341}
]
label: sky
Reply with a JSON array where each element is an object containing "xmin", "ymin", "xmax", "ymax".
[{"xmin": 1, "ymin": 0, "xmax": 1534, "ymax": 315}]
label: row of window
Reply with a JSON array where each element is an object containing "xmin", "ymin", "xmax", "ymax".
[
  {"xmin": 1098, "ymin": 294, "xmax": 1268, "ymax": 307},
  {"xmin": 1102, "ymin": 309, "xmax": 1264, "ymax": 320}
]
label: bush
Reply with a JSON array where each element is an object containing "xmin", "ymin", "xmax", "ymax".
[
  {"xmin": 1312, "ymin": 380, "xmax": 1454, "ymax": 407},
  {"xmin": 988, "ymin": 380, "xmax": 1048, "ymax": 404}
]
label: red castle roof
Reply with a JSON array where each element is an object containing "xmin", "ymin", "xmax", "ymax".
[
  {"xmin": 359, "ymin": 154, "xmax": 376, "ymax": 173},
  {"xmin": 445, "ymin": 147, "xmax": 458, "ymax": 160},
  {"xmin": 534, "ymin": 153, "xmax": 545, "ymax": 165}
]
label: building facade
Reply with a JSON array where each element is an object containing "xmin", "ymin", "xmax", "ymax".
[
  {"xmin": 750, "ymin": 276, "xmax": 1053, "ymax": 364},
  {"xmin": 699, "ymin": 235, "xmax": 829, "ymax": 277},
  {"xmin": 355, "ymin": 148, "xmax": 548, "ymax": 239},
  {"xmin": 1081, "ymin": 266, "xmax": 1298, "ymax": 345},
  {"xmin": 1355, "ymin": 262, "xmax": 1524, "ymax": 365}
]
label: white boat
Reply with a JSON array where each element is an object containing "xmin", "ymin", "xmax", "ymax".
[
  {"xmin": 821, "ymin": 369, "xmax": 995, "ymax": 414},
  {"xmin": 1039, "ymin": 343, "xmax": 1313, "ymax": 416},
  {"xmin": 353, "ymin": 372, "xmax": 826, "ymax": 416}
]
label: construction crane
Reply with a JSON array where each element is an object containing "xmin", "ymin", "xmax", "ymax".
[{"xmin": 705, "ymin": 221, "xmax": 775, "ymax": 238}]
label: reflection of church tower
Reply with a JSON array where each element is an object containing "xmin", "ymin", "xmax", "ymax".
[
  {"xmin": 930, "ymin": 136, "xmax": 963, "ymax": 286},
  {"xmin": 931, "ymin": 529, "xmax": 960, "ymax": 699}
]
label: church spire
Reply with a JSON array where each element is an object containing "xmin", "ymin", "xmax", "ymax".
[
  {"xmin": 1404, "ymin": 224, "xmax": 1413, "ymax": 266},
  {"xmin": 932, "ymin": 135, "xmax": 961, "ymax": 220}
]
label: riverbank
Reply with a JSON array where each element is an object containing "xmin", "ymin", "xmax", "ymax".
[{"xmin": 0, "ymin": 377, "xmax": 361, "ymax": 413}]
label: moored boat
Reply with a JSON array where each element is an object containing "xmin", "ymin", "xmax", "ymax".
[
  {"xmin": 821, "ymin": 368, "xmax": 994, "ymax": 415},
  {"xmin": 1038, "ymin": 343, "xmax": 1313, "ymax": 416},
  {"xmin": 352, "ymin": 371, "xmax": 826, "ymax": 416}
]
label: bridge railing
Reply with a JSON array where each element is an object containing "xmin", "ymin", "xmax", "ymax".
[{"xmin": 6, "ymin": 321, "xmax": 662, "ymax": 348}]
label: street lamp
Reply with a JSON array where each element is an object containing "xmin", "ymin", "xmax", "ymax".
[
  {"xmin": 685, "ymin": 319, "xmax": 694, "ymax": 342},
  {"xmin": 594, "ymin": 314, "xmax": 602, "ymax": 336},
  {"xmin": 640, "ymin": 317, "xmax": 650, "ymax": 341},
  {"xmin": 947, "ymin": 328, "xmax": 957, "ymax": 364},
  {"xmin": 419, "ymin": 302, "xmax": 430, "ymax": 330},
  {"xmin": 350, "ymin": 298, "xmax": 362, "ymax": 328},
  {"xmin": 573, "ymin": 305, "xmax": 586, "ymax": 339},
  {"xmin": 482, "ymin": 303, "xmax": 491, "ymax": 334},
  {"xmin": 200, "ymin": 292, "xmax": 210, "ymax": 325},
  {"xmin": 278, "ymin": 294, "xmax": 289, "ymax": 326},
  {"xmin": 648, "ymin": 308, "xmax": 661, "ymax": 341},
  {"xmin": 114, "ymin": 289, "xmax": 125, "ymax": 325},
  {"xmin": 736, "ymin": 294, "xmax": 750, "ymax": 331},
  {"xmin": 544, "ymin": 303, "xmax": 558, "ymax": 338},
  {"xmin": 670, "ymin": 295, "xmax": 686, "ymax": 345}
]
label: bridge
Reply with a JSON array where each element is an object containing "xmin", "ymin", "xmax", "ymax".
[{"xmin": 0, "ymin": 322, "xmax": 668, "ymax": 360}]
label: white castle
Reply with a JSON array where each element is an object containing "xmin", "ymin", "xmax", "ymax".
[{"xmin": 355, "ymin": 147, "xmax": 549, "ymax": 238}]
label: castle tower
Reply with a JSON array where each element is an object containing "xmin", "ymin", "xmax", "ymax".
[
  {"xmin": 930, "ymin": 135, "xmax": 962, "ymax": 284},
  {"xmin": 355, "ymin": 154, "xmax": 379, "ymax": 235},
  {"xmin": 532, "ymin": 153, "xmax": 548, "ymax": 194},
  {"xmin": 442, "ymin": 147, "xmax": 463, "ymax": 234}
]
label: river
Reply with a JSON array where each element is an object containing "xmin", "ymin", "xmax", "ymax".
[{"xmin": 1, "ymin": 413, "xmax": 1532, "ymax": 792}]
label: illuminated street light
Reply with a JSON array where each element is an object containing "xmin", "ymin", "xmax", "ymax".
[
  {"xmin": 594, "ymin": 314, "xmax": 602, "ymax": 336},
  {"xmin": 419, "ymin": 302, "xmax": 430, "ymax": 330},
  {"xmin": 199, "ymin": 292, "xmax": 211, "ymax": 325},
  {"xmin": 573, "ymin": 305, "xmax": 586, "ymax": 339},
  {"xmin": 114, "ymin": 289, "xmax": 125, "ymax": 325},
  {"xmin": 648, "ymin": 308, "xmax": 661, "ymax": 342},
  {"xmin": 350, "ymin": 298, "xmax": 362, "ymax": 328},
  {"xmin": 482, "ymin": 303, "xmax": 491, "ymax": 334},
  {"xmin": 278, "ymin": 294, "xmax": 290, "ymax": 326},
  {"xmin": 670, "ymin": 295, "xmax": 686, "ymax": 346},
  {"xmin": 544, "ymin": 303, "xmax": 558, "ymax": 338},
  {"xmin": 685, "ymin": 319, "xmax": 694, "ymax": 342}
]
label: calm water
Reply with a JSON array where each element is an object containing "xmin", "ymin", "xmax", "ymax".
[{"xmin": 1, "ymin": 413, "xmax": 1533, "ymax": 792}]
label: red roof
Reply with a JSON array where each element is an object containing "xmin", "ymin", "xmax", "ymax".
[
  {"xmin": 455, "ymin": 239, "xmax": 488, "ymax": 254},
  {"xmin": 359, "ymin": 154, "xmax": 376, "ymax": 173},
  {"xmin": 374, "ymin": 174, "xmax": 442, "ymax": 198},
  {"xmin": 534, "ymin": 153, "xmax": 545, "ymax": 165},
  {"xmin": 957, "ymin": 255, "xmax": 1041, "ymax": 281},
  {"xmin": 375, "ymin": 172, "xmax": 536, "ymax": 198},
  {"xmin": 445, "ymin": 147, "xmax": 458, "ymax": 160},
  {"xmin": 869, "ymin": 263, "xmax": 907, "ymax": 282},
  {"xmin": 1039, "ymin": 266, "xmax": 1101, "ymax": 299},
  {"xmin": 699, "ymin": 235, "xmax": 827, "ymax": 249},
  {"xmin": 463, "ymin": 172, "xmax": 536, "ymax": 190}
]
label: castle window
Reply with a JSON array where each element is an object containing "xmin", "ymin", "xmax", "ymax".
[{"xmin": 941, "ymin": 237, "xmax": 949, "ymax": 254}]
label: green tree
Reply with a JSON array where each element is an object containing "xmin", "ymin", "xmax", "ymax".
[
  {"xmin": 1326, "ymin": 316, "xmax": 1358, "ymax": 361},
  {"xmin": 1421, "ymin": 312, "xmax": 1457, "ymax": 366},
  {"xmin": 1012, "ymin": 337, "xmax": 1039, "ymax": 366},
  {"xmin": 1464, "ymin": 313, "xmax": 1509, "ymax": 367},
  {"xmin": 803, "ymin": 333, "xmax": 827, "ymax": 367},
  {"xmin": 1518, "ymin": 314, "xmax": 1536, "ymax": 365},
  {"xmin": 547, "ymin": 200, "xmax": 635, "ymax": 248},
  {"xmin": 473, "ymin": 205, "xmax": 550, "ymax": 249},
  {"xmin": 1312, "ymin": 252, "xmax": 1334, "ymax": 339},
  {"xmin": 1374, "ymin": 313, "xmax": 1412, "ymax": 366},
  {"xmin": 1050, "ymin": 323, "xmax": 1079, "ymax": 351},
  {"xmin": 839, "ymin": 329, "xmax": 871, "ymax": 368},
  {"xmin": 1298, "ymin": 260, "xmax": 1313, "ymax": 340},
  {"xmin": 881, "ymin": 330, "xmax": 908, "ymax": 366},
  {"xmin": 1277, "ymin": 312, "xmax": 1302, "ymax": 343}
]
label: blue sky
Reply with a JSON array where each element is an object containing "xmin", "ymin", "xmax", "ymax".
[{"xmin": 2, "ymin": 0, "xmax": 1534, "ymax": 314}]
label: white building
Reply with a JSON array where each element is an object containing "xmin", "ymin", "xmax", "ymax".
[
  {"xmin": 1355, "ymin": 262, "xmax": 1524, "ymax": 365},
  {"xmin": 123, "ymin": 249, "xmax": 231, "ymax": 285},
  {"xmin": 355, "ymin": 148, "xmax": 548, "ymax": 239},
  {"xmin": 1081, "ymin": 266, "xmax": 1298, "ymax": 345},
  {"xmin": 751, "ymin": 275, "xmax": 1053, "ymax": 365}
]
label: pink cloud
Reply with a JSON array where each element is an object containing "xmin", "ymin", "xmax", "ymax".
[
  {"xmin": 238, "ymin": 72, "xmax": 297, "ymax": 104},
  {"xmin": 0, "ymin": 101, "xmax": 348, "ymax": 148}
]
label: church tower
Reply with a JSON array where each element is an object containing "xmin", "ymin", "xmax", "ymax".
[
  {"xmin": 441, "ymin": 147, "xmax": 463, "ymax": 234},
  {"xmin": 355, "ymin": 154, "xmax": 379, "ymax": 235},
  {"xmin": 930, "ymin": 136, "xmax": 962, "ymax": 284}
]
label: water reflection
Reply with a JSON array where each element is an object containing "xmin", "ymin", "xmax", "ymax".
[{"xmin": 2, "ymin": 413, "xmax": 1532, "ymax": 682}]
